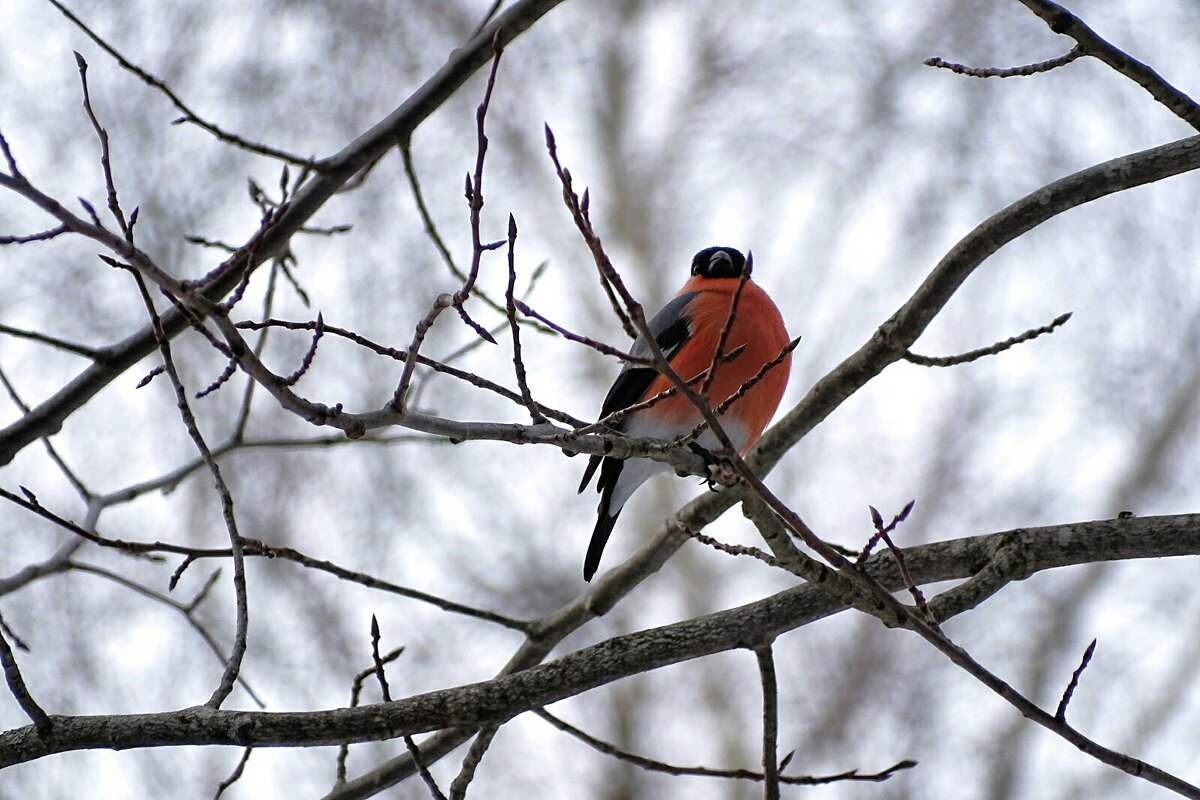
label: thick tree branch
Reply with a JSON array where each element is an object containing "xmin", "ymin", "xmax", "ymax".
[
  {"xmin": 754, "ymin": 133, "xmax": 1200, "ymax": 471},
  {"xmin": 0, "ymin": 0, "xmax": 567, "ymax": 466},
  {"xmin": 2, "ymin": 513, "xmax": 1198, "ymax": 770}
]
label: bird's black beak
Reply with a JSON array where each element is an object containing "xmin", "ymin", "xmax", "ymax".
[{"xmin": 710, "ymin": 250, "xmax": 733, "ymax": 272}]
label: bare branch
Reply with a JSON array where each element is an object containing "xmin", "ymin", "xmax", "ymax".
[
  {"xmin": 1014, "ymin": 0, "xmax": 1200, "ymax": 131},
  {"xmin": 212, "ymin": 747, "xmax": 253, "ymax": 799},
  {"xmin": 404, "ymin": 735, "xmax": 449, "ymax": 800},
  {"xmin": 755, "ymin": 644, "xmax": 781, "ymax": 800},
  {"xmin": 448, "ymin": 725, "xmax": 499, "ymax": 800},
  {"xmin": 69, "ymin": 561, "xmax": 265, "ymax": 708},
  {"xmin": 1056, "ymin": 639, "xmax": 1098, "ymax": 721},
  {"xmin": 336, "ymin": 644, "xmax": 406, "ymax": 784},
  {"xmin": 504, "ymin": 215, "xmax": 544, "ymax": 422},
  {"xmin": 0, "ymin": 323, "xmax": 108, "ymax": 361},
  {"xmin": 74, "ymin": 52, "xmax": 130, "ymax": 238},
  {"xmin": 392, "ymin": 41, "xmax": 506, "ymax": 411},
  {"xmin": 534, "ymin": 709, "xmax": 914, "ymax": 785},
  {"xmin": 0, "ymin": 365, "xmax": 93, "ymax": 502},
  {"xmin": 905, "ymin": 312, "xmax": 1072, "ymax": 367},
  {"xmin": 543, "ymin": 124, "xmax": 636, "ymax": 339},
  {"xmin": 0, "ymin": 0, "xmax": 568, "ymax": 468},
  {"xmin": 680, "ymin": 523, "xmax": 787, "ymax": 572},
  {"xmin": 0, "ymin": 613, "xmax": 51, "ymax": 735},
  {"xmin": 369, "ymin": 616, "xmax": 392, "ymax": 703},
  {"xmin": 126, "ymin": 271, "xmax": 249, "ymax": 710},
  {"xmin": 3, "ymin": 514, "xmax": 1199, "ymax": 779},
  {"xmin": 282, "ymin": 312, "xmax": 324, "ymax": 387},
  {"xmin": 48, "ymin": 0, "xmax": 318, "ymax": 166},
  {"xmin": 701, "ymin": 251, "xmax": 753, "ymax": 397},
  {"xmin": 0, "ymin": 224, "xmax": 69, "ymax": 245},
  {"xmin": 1, "ymin": 484, "xmax": 529, "ymax": 631},
  {"xmin": 924, "ymin": 46, "xmax": 1083, "ymax": 78}
]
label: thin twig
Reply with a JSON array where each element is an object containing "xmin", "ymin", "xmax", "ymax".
[
  {"xmin": 701, "ymin": 251, "xmax": 753, "ymax": 397},
  {"xmin": 195, "ymin": 359, "xmax": 239, "ymax": 399},
  {"xmin": 0, "ymin": 365, "xmax": 93, "ymax": 501},
  {"xmin": 401, "ymin": 144, "xmax": 508, "ymax": 319},
  {"xmin": 756, "ymin": 644, "xmax": 781, "ymax": 800},
  {"xmin": 0, "ymin": 613, "xmax": 51, "ymax": 735},
  {"xmin": 0, "ymin": 540, "xmax": 82, "ymax": 598},
  {"xmin": 48, "ymin": 0, "xmax": 318, "ymax": 166},
  {"xmin": 387, "ymin": 42, "xmax": 510, "ymax": 407},
  {"xmin": 0, "ymin": 224, "xmax": 69, "ymax": 245},
  {"xmin": 240, "ymin": 317, "xmax": 583, "ymax": 427},
  {"xmin": 1015, "ymin": 0, "xmax": 1200, "ymax": 132},
  {"xmin": 873, "ymin": 507, "xmax": 938, "ymax": 627},
  {"xmin": 405, "ymin": 736, "xmax": 450, "ymax": 800},
  {"xmin": 422, "ymin": 31, "xmax": 508, "ymax": 365},
  {"xmin": 504, "ymin": 215, "xmax": 543, "ymax": 422},
  {"xmin": 543, "ymin": 125, "xmax": 636, "ymax": 339},
  {"xmin": 680, "ymin": 524, "xmax": 786, "ymax": 571},
  {"xmin": 856, "ymin": 500, "xmax": 917, "ymax": 564},
  {"xmin": 213, "ymin": 747, "xmax": 253, "ymax": 799},
  {"xmin": 1056, "ymin": 639, "xmax": 1098, "ymax": 721},
  {"xmin": 69, "ymin": 561, "xmax": 265, "ymax": 708},
  {"xmin": 0, "ymin": 484, "xmax": 529, "ymax": 631},
  {"xmin": 283, "ymin": 312, "xmax": 324, "ymax": 386},
  {"xmin": 231, "ymin": 261, "xmax": 282, "ymax": 442},
  {"xmin": 369, "ymin": 615, "xmax": 392, "ymax": 703},
  {"xmin": 675, "ymin": 338, "xmax": 799, "ymax": 447},
  {"xmin": 469, "ymin": 0, "xmax": 506, "ymax": 39},
  {"xmin": 905, "ymin": 312, "xmax": 1072, "ymax": 367},
  {"xmin": 0, "ymin": 615, "xmax": 29, "ymax": 652},
  {"xmin": 0, "ymin": 323, "xmax": 108, "ymax": 361},
  {"xmin": 336, "ymin": 645, "xmax": 406, "ymax": 784},
  {"xmin": 390, "ymin": 294, "xmax": 454, "ymax": 412},
  {"xmin": 924, "ymin": 46, "xmax": 1083, "ymax": 78},
  {"xmin": 75, "ymin": 52, "xmax": 129, "ymax": 239},
  {"xmin": 513, "ymin": 300, "xmax": 653, "ymax": 363},
  {"xmin": 534, "ymin": 709, "xmax": 915, "ymax": 785},
  {"xmin": 564, "ymin": 358, "xmax": 735, "ymax": 442},
  {"xmin": 98, "ymin": 431, "xmax": 441, "ymax": 506},
  {"xmin": 126, "ymin": 271, "xmax": 249, "ymax": 710}
]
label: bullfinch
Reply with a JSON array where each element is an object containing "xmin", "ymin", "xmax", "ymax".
[{"xmin": 578, "ymin": 246, "xmax": 791, "ymax": 581}]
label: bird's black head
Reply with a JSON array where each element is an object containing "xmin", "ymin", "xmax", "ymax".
[{"xmin": 690, "ymin": 246, "xmax": 746, "ymax": 279}]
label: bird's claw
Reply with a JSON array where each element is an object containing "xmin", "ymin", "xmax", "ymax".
[{"xmin": 688, "ymin": 443, "xmax": 739, "ymax": 491}]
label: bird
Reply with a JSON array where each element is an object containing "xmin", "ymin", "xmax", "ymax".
[{"xmin": 577, "ymin": 246, "xmax": 792, "ymax": 581}]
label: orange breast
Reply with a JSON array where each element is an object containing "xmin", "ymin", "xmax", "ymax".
[{"xmin": 641, "ymin": 277, "xmax": 791, "ymax": 452}]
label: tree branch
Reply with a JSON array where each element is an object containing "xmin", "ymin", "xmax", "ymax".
[
  {"xmin": 0, "ymin": 0, "xmax": 567, "ymax": 467},
  {"xmin": 2, "ymin": 513, "xmax": 1198, "ymax": 771}
]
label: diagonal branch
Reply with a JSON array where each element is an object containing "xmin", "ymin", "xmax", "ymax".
[
  {"xmin": 1014, "ymin": 0, "xmax": 1200, "ymax": 131},
  {"xmin": 2, "ymin": 513, "xmax": 1199, "ymax": 773},
  {"xmin": 49, "ymin": 0, "xmax": 318, "ymax": 166},
  {"xmin": 0, "ymin": 614, "xmax": 51, "ymax": 735},
  {"xmin": 0, "ymin": 0, "xmax": 567, "ymax": 468}
]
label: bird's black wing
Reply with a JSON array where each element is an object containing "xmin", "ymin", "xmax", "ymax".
[{"xmin": 578, "ymin": 291, "xmax": 697, "ymax": 493}]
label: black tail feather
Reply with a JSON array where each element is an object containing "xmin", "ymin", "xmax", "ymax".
[
  {"xmin": 583, "ymin": 508, "xmax": 621, "ymax": 581},
  {"xmin": 578, "ymin": 454, "xmax": 602, "ymax": 494},
  {"xmin": 583, "ymin": 456, "xmax": 625, "ymax": 580}
]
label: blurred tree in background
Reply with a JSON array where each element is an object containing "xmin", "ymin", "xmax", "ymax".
[{"xmin": 2, "ymin": 1, "xmax": 1200, "ymax": 798}]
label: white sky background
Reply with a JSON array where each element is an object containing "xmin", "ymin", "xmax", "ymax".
[{"xmin": 2, "ymin": 1, "xmax": 1200, "ymax": 798}]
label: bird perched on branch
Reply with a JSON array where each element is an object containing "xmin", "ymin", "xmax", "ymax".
[{"xmin": 578, "ymin": 246, "xmax": 792, "ymax": 581}]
